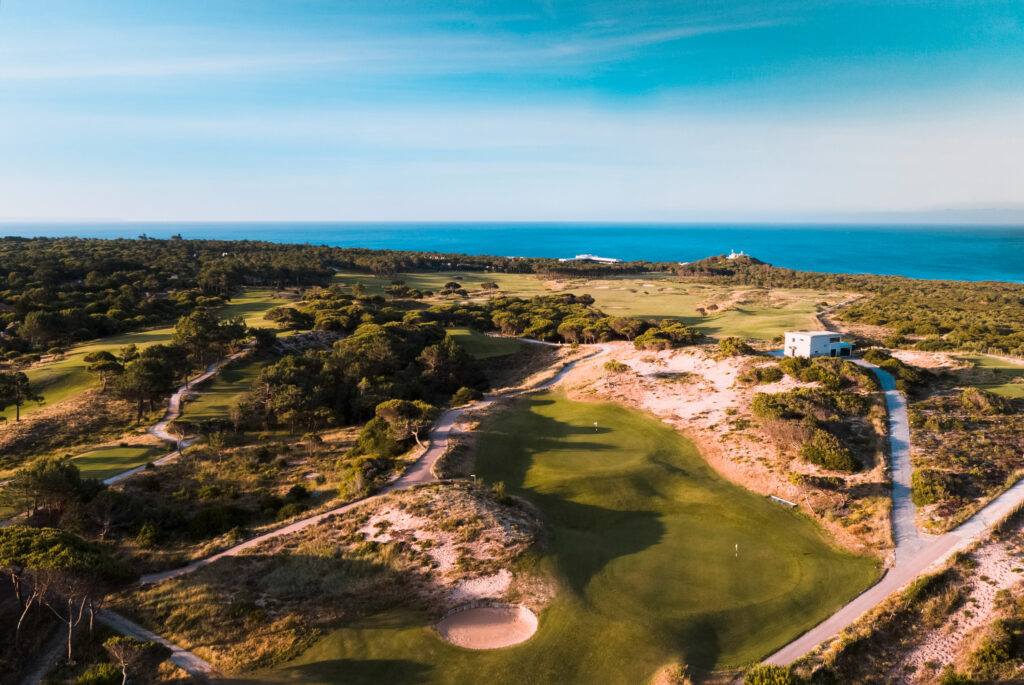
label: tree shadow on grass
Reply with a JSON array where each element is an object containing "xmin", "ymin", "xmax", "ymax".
[
  {"xmin": 216, "ymin": 658, "xmax": 432, "ymax": 685},
  {"xmin": 669, "ymin": 618, "xmax": 722, "ymax": 672},
  {"xmin": 479, "ymin": 397, "xmax": 667, "ymax": 596}
]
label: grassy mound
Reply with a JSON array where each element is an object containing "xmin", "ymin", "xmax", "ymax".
[{"xmin": 240, "ymin": 392, "xmax": 877, "ymax": 684}]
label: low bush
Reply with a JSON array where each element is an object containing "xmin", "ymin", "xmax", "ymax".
[
  {"xmin": 911, "ymin": 468, "xmax": 957, "ymax": 506},
  {"xmin": 738, "ymin": 365, "xmax": 783, "ymax": 385},
  {"xmin": 744, "ymin": 664, "xmax": 798, "ymax": 685},
  {"xmin": 719, "ymin": 336, "xmax": 754, "ymax": 357},
  {"xmin": 451, "ymin": 386, "xmax": 483, "ymax": 406},
  {"xmin": 799, "ymin": 429, "xmax": 858, "ymax": 472},
  {"xmin": 603, "ymin": 360, "xmax": 629, "ymax": 374}
]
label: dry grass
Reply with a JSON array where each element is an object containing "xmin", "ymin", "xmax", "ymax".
[
  {"xmin": 113, "ymin": 481, "xmax": 543, "ymax": 673},
  {"xmin": 0, "ymin": 389, "xmax": 144, "ymax": 473}
]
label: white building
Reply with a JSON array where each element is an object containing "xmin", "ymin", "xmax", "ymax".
[
  {"xmin": 784, "ymin": 331, "xmax": 854, "ymax": 359},
  {"xmin": 557, "ymin": 254, "xmax": 621, "ymax": 264}
]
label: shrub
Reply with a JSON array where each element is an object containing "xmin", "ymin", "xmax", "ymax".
[
  {"xmin": 799, "ymin": 429, "xmax": 858, "ymax": 472},
  {"xmin": 738, "ymin": 365, "xmax": 783, "ymax": 385},
  {"xmin": 135, "ymin": 521, "xmax": 160, "ymax": 549},
  {"xmin": 969, "ymin": 619, "xmax": 1012, "ymax": 669},
  {"xmin": 604, "ymin": 360, "xmax": 629, "ymax": 374},
  {"xmin": 276, "ymin": 502, "xmax": 306, "ymax": 521},
  {"xmin": 937, "ymin": 668, "xmax": 971, "ymax": 685},
  {"xmin": 286, "ymin": 484, "xmax": 309, "ymax": 501},
  {"xmin": 744, "ymin": 664, "xmax": 797, "ymax": 685},
  {"xmin": 719, "ymin": 336, "xmax": 754, "ymax": 357},
  {"xmin": 451, "ymin": 386, "xmax": 483, "ymax": 407},
  {"xmin": 911, "ymin": 469, "xmax": 956, "ymax": 506},
  {"xmin": 960, "ymin": 387, "xmax": 1013, "ymax": 415},
  {"xmin": 76, "ymin": 663, "xmax": 120, "ymax": 685}
]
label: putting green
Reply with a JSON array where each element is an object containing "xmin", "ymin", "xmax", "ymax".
[
  {"xmin": 239, "ymin": 392, "xmax": 877, "ymax": 684},
  {"xmin": 1, "ymin": 288, "xmax": 293, "ymax": 422},
  {"xmin": 70, "ymin": 445, "xmax": 166, "ymax": 481}
]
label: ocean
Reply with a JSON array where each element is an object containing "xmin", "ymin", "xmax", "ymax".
[{"xmin": 3, "ymin": 222, "xmax": 1023, "ymax": 283}]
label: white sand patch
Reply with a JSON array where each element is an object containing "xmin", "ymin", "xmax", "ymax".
[
  {"xmin": 896, "ymin": 540, "xmax": 1024, "ymax": 679},
  {"xmin": 449, "ymin": 569, "xmax": 514, "ymax": 603},
  {"xmin": 436, "ymin": 605, "xmax": 538, "ymax": 649},
  {"xmin": 555, "ymin": 341, "xmax": 889, "ymax": 555}
]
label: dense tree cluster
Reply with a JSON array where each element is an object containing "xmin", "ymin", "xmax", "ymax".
[{"xmin": 0, "ymin": 236, "xmax": 336, "ymax": 355}]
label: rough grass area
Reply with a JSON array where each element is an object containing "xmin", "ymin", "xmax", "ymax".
[
  {"xmin": 70, "ymin": 444, "xmax": 167, "ymax": 480},
  {"xmin": 0, "ymin": 389, "xmax": 145, "ymax": 473},
  {"xmin": 333, "ymin": 270, "xmax": 848, "ymax": 341},
  {"xmin": 115, "ymin": 482, "xmax": 541, "ymax": 672},
  {"xmin": 445, "ymin": 328, "xmax": 525, "ymax": 359},
  {"xmin": 953, "ymin": 355, "xmax": 1024, "ymax": 398},
  {"xmin": 800, "ymin": 514, "xmax": 1024, "ymax": 684},
  {"xmin": 101, "ymin": 431, "xmax": 349, "ymax": 572},
  {"xmin": 237, "ymin": 391, "xmax": 877, "ymax": 685},
  {"xmin": 909, "ymin": 390, "xmax": 1024, "ymax": 532},
  {"xmin": 183, "ymin": 355, "xmax": 274, "ymax": 423},
  {"xmin": 0, "ymin": 288, "xmax": 293, "ymax": 422}
]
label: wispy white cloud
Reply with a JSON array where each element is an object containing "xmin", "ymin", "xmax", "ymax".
[{"xmin": 0, "ymin": 17, "xmax": 782, "ymax": 81}]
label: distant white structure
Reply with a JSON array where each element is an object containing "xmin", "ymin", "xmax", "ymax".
[
  {"xmin": 557, "ymin": 254, "xmax": 621, "ymax": 264},
  {"xmin": 726, "ymin": 249, "xmax": 747, "ymax": 260},
  {"xmin": 784, "ymin": 331, "xmax": 854, "ymax": 359}
]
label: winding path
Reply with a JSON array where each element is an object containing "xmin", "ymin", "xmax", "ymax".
[
  {"xmin": 767, "ymin": 357, "xmax": 1024, "ymax": 665},
  {"xmin": 139, "ymin": 343, "xmax": 609, "ymax": 585},
  {"xmin": 854, "ymin": 360, "xmax": 930, "ymax": 564}
]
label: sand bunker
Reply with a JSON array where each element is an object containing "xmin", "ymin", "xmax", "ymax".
[{"xmin": 436, "ymin": 604, "xmax": 538, "ymax": 649}]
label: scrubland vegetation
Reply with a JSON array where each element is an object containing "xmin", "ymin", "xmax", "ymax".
[
  {"xmin": 2, "ymin": 238, "xmax": 1022, "ymax": 684},
  {"xmin": 751, "ymin": 357, "xmax": 884, "ymax": 473}
]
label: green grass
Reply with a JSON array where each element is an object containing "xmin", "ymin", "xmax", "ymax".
[
  {"xmin": 954, "ymin": 354, "xmax": 1024, "ymax": 398},
  {"xmin": 182, "ymin": 356, "xmax": 274, "ymax": 422},
  {"xmin": 334, "ymin": 270, "xmax": 844, "ymax": 342},
  {"xmin": 445, "ymin": 328, "xmax": 524, "ymax": 359},
  {"xmin": 69, "ymin": 445, "xmax": 166, "ymax": 481},
  {"xmin": 333, "ymin": 270, "xmax": 552, "ymax": 298},
  {"xmin": 241, "ymin": 392, "xmax": 877, "ymax": 684},
  {"xmin": 1, "ymin": 288, "xmax": 293, "ymax": 421}
]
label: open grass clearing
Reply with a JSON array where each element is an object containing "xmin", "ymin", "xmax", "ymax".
[
  {"xmin": 182, "ymin": 355, "xmax": 275, "ymax": 423},
  {"xmin": 333, "ymin": 270, "xmax": 847, "ymax": 342},
  {"xmin": 239, "ymin": 391, "xmax": 877, "ymax": 684},
  {"xmin": 69, "ymin": 444, "xmax": 167, "ymax": 481},
  {"xmin": 1, "ymin": 288, "xmax": 294, "ymax": 422},
  {"xmin": 445, "ymin": 328, "xmax": 525, "ymax": 359},
  {"xmin": 952, "ymin": 354, "xmax": 1024, "ymax": 398}
]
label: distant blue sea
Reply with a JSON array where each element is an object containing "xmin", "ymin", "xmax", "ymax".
[{"xmin": 3, "ymin": 223, "xmax": 1023, "ymax": 283}]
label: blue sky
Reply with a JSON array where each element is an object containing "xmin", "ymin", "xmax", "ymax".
[{"xmin": 1, "ymin": 0, "xmax": 1023, "ymax": 222}]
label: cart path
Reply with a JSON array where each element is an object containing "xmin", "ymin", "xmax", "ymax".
[
  {"xmin": 98, "ymin": 609, "xmax": 215, "ymax": 679},
  {"xmin": 768, "ymin": 359, "xmax": 1024, "ymax": 665},
  {"xmin": 854, "ymin": 360, "xmax": 931, "ymax": 564},
  {"xmin": 768, "ymin": 476, "xmax": 1024, "ymax": 665},
  {"xmin": 140, "ymin": 343, "xmax": 610, "ymax": 585}
]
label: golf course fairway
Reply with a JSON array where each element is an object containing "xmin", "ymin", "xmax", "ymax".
[
  {"xmin": 238, "ymin": 392, "xmax": 878, "ymax": 684},
  {"xmin": 1, "ymin": 288, "xmax": 292, "ymax": 422}
]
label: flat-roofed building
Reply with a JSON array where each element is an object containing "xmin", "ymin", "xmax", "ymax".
[{"xmin": 784, "ymin": 331, "xmax": 854, "ymax": 359}]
